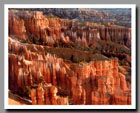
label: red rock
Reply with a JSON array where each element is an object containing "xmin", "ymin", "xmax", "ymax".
[
  {"xmin": 31, "ymin": 85, "xmax": 69, "ymax": 105},
  {"xmin": 44, "ymin": 88, "xmax": 51, "ymax": 104},
  {"xmin": 8, "ymin": 10, "xmax": 131, "ymax": 105},
  {"xmin": 30, "ymin": 89, "xmax": 37, "ymax": 105},
  {"xmin": 91, "ymin": 91, "xmax": 99, "ymax": 105},
  {"xmin": 36, "ymin": 85, "xmax": 44, "ymax": 105},
  {"xmin": 119, "ymin": 73, "xmax": 128, "ymax": 91}
]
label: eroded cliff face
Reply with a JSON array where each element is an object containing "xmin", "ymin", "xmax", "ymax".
[
  {"xmin": 8, "ymin": 10, "xmax": 131, "ymax": 48},
  {"xmin": 8, "ymin": 10, "xmax": 131, "ymax": 105}
]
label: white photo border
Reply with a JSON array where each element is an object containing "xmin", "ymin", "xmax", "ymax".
[{"xmin": 4, "ymin": 4, "xmax": 136, "ymax": 109}]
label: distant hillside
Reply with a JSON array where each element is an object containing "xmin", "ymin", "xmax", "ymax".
[
  {"xmin": 9, "ymin": 8, "xmax": 131, "ymax": 28},
  {"xmin": 92, "ymin": 8, "xmax": 131, "ymax": 15}
]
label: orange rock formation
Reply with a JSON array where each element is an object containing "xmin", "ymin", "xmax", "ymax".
[{"xmin": 8, "ymin": 10, "xmax": 131, "ymax": 105}]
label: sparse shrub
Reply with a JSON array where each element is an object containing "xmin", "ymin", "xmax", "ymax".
[
  {"xmin": 45, "ymin": 15, "xmax": 58, "ymax": 18},
  {"xmin": 92, "ymin": 49, "xmax": 101, "ymax": 54},
  {"xmin": 71, "ymin": 55, "xmax": 81, "ymax": 63},
  {"xmin": 119, "ymin": 61, "xmax": 126, "ymax": 66},
  {"xmin": 63, "ymin": 58, "xmax": 72, "ymax": 63},
  {"xmin": 68, "ymin": 45, "xmax": 73, "ymax": 49},
  {"xmin": 32, "ymin": 83, "xmax": 38, "ymax": 88},
  {"xmin": 39, "ymin": 76, "xmax": 45, "ymax": 85},
  {"xmin": 34, "ymin": 37, "xmax": 40, "ymax": 45},
  {"xmin": 26, "ymin": 39, "xmax": 31, "ymax": 43},
  {"xmin": 19, "ymin": 47, "xmax": 24, "ymax": 56},
  {"xmin": 80, "ymin": 59, "xmax": 87, "ymax": 64},
  {"xmin": 54, "ymin": 53, "xmax": 60, "ymax": 58},
  {"xmin": 23, "ymin": 86, "xmax": 31, "ymax": 98}
]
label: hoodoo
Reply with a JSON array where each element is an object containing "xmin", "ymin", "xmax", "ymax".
[{"xmin": 8, "ymin": 9, "xmax": 131, "ymax": 105}]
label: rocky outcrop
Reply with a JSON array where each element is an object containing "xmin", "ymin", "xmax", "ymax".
[
  {"xmin": 70, "ymin": 59, "xmax": 131, "ymax": 105},
  {"xmin": 8, "ymin": 37, "xmax": 131, "ymax": 105},
  {"xmin": 8, "ymin": 10, "xmax": 131, "ymax": 49},
  {"xmin": 8, "ymin": 10, "xmax": 131, "ymax": 105},
  {"xmin": 98, "ymin": 27, "xmax": 131, "ymax": 48},
  {"xmin": 30, "ymin": 84, "xmax": 69, "ymax": 105}
]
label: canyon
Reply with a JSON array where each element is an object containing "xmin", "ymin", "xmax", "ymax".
[
  {"xmin": 11, "ymin": 8, "xmax": 131, "ymax": 27},
  {"xmin": 8, "ymin": 9, "xmax": 131, "ymax": 105}
]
